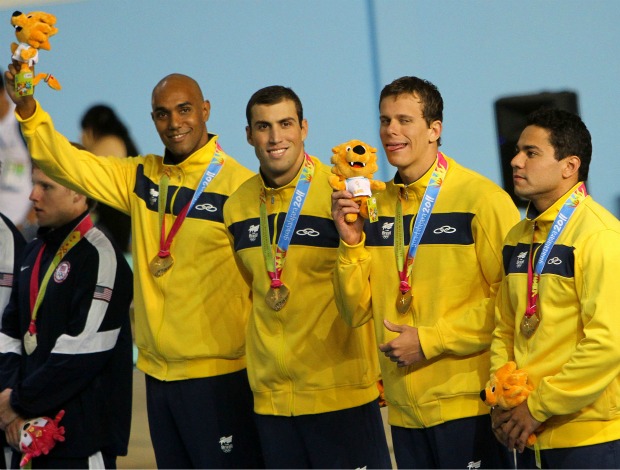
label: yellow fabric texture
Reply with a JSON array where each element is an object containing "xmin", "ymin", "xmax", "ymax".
[
  {"xmin": 18, "ymin": 102, "xmax": 255, "ymax": 381},
  {"xmin": 224, "ymin": 157, "xmax": 380, "ymax": 416},
  {"xmin": 335, "ymin": 155, "xmax": 520, "ymax": 428}
]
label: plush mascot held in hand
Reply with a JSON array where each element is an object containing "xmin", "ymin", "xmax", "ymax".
[
  {"xmin": 19, "ymin": 410, "xmax": 66, "ymax": 467},
  {"xmin": 480, "ymin": 361, "xmax": 538, "ymax": 446},
  {"xmin": 10, "ymin": 10, "xmax": 61, "ymax": 95},
  {"xmin": 329, "ymin": 139, "xmax": 386, "ymax": 222}
]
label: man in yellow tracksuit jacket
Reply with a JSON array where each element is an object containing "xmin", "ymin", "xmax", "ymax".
[
  {"xmin": 491, "ymin": 108, "xmax": 620, "ymax": 469},
  {"xmin": 3, "ymin": 68, "xmax": 263, "ymax": 468},
  {"xmin": 332, "ymin": 76, "xmax": 519, "ymax": 468},
  {"xmin": 224, "ymin": 85, "xmax": 391, "ymax": 468}
]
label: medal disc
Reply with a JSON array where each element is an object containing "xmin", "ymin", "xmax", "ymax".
[
  {"xmin": 149, "ymin": 254, "xmax": 174, "ymax": 277},
  {"xmin": 520, "ymin": 313, "xmax": 540, "ymax": 339},
  {"xmin": 396, "ymin": 290, "xmax": 412, "ymax": 314},
  {"xmin": 24, "ymin": 332, "xmax": 37, "ymax": 355},
  {"xmin": 265, "ymin": 285, "xmax": 290, "ymax": 311}
]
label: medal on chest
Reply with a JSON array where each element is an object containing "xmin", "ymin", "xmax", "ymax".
[
  {"xmin": 520, "ymin": 183, "xmax": 587, "ymax": 339},
  {"xmin": 265, "ymin": 284, "xmax": 290, "ymax": 312},
  {"xmin": 260, "ymin": 155, "xmax": 314, "ymax": 311},
  {"xmin": 26, "ymin": 216, "xmax": 94, "ymax": 355},
  {"xmin": 151, "ymin": 147, "xmax": 225, "ymax": 278},
  {"xmin": 396, "ymin": 289, "xmax": 412, "ymax": 314},
  {"xmin": 394, "ymin": 153, "xmax": 447, "ymax": 314},
  {"xmin": 520, "ymin": 312, "xmax": 540, "ymax": 339},
  {"xmin": 24, "ymin": 331, "xmax": 37, "ymax": 355},
  {"xmin": 149, "ymin": 253, "xmax": 174, "ymax": 278}
]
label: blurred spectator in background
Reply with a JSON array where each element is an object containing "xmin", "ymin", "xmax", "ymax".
[
  {"xmin": 80, "ymin": 104, "xmax": 138, "ymax": 253},
  {"xmin": 0, "ymin": 71, "xmax": 32, "ymax": 231}
]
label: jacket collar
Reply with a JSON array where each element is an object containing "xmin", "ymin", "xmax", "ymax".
[
  {"xmin": 525, "ymin": 182, "xmax": 587, "ymax": 228},
  {"xmin": 162, "ymin": 134, "xmax": 220, "ymax": 172},
  {"xmin": 392, "ymin": 154, "xmax": 442, "ymax": 200},
  {"xmin": 37, "ymin": 210, "xmax": 91, "ymax": 249}
]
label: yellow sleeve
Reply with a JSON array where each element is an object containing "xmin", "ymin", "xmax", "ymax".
[
  {"xmin": 528, "ymin": 229, "xmax": 620, "ymax": 421},
  {"xmin": 419, "ymin": 188, "xmax": 520, "ymax": 359},
  {"xmin": 17, "ymin": 101, "xmax": 136, "ymax": 214},
  {"xmin": 333, "ymin": 233, "xmax": 374, "ymax": 328}
]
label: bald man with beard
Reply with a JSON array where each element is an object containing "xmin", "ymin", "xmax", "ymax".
[{"xmin": 3, "ymin": 66, "xmax": 263, "ymax": 468}]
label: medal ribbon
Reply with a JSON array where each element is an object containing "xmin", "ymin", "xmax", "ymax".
[
  {"xmin": 28, "ymin": 214, "xmax": 94, "ymax": 335},
  {"xmin": 395, "ymin": 152, "xmax": 448, "ymax": 294},
  {"xmin": 260, "ymin": 154, "xmax": 314, "ymax": 288},
  {"xmin": 525, "ymin": 182, "xmax": 587, "ymax": 317},
  {"xmin": 156, "ymin": 144, "xmax": 225, "ymax": 259}
]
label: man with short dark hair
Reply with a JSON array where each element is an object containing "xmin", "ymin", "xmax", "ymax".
[
  {"xmin": 332, "ymin": 76, "xmax": 519, "ymax": 468},
  {"xmin": 491, "ymin": 108, "xmax": 620, "ymax": 468},
  {"xmin": 0, "ymin": 165, "xmax": 133, "ymax": 468},
  {"xmin": 224, "ymin": 85, "xmax": 391, "ymax": 468}
]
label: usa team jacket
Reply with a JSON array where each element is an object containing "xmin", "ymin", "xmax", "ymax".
[
  {"xmin": 223, "ymin": 156, "xmax": 381, "ymax": 416},
  {"xmin": 492, "ymin": 186, "xmax": 620, "ymax": 449},
  {"xmin": 0, "ymin": 212, "xmax": 133, "ymax": 458},
  {"xmin": 17, "ymin": 102, "xmax": 254, "ymax": 381},
  {"xmin": 0, "ymin": 213, "xmax": 25, "ymax": 315},
  {"xmin": 334, "ymin": 155, "xmax": 520, "ymax": 428}
]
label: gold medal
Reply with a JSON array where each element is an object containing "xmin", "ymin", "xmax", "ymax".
[
  {"xmin": 520, "ymin": 313, "xmax": 540, "ymax": 339},
  {"xmin": 149, "ymin": 254, "xmax": 174, "ymax": 277},
  {"xmin": 396, "ymin": 290, "xmax": 412, "ymax": 314},
  {"xmin": 24, "ymin": 332, "xmax": 37, "ymax": 355},
  {"xmin": 265, "ymin": 285, "xmax": 290, "ymax": 311}
]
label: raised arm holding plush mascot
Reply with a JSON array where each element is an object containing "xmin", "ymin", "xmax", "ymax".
[
  {"xmin": 4, "ymin": 21, "xmax": 264, "ymax": 465},
  {"xmin": 10, "ymin": 11, "xmax": 61, "ymax": 96}
]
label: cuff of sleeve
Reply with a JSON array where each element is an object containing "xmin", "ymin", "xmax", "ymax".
[
  {"xmin": 14, "ymin": 99, "xmax": 40, "ymax": 125},
  {"xmin": 527, "ymin": 388, "xmax": 551, "ymax": 423},
  {"xmin": 9, "ymin": 390, "xmax": 24, "ymax": 417},
  {"xmin": 417, "ymin": 323, "xmax": 445, "ymax": 360},
  {"xmin": 338, "ymin": 232, "xmax": 369, "ymax": 264}
]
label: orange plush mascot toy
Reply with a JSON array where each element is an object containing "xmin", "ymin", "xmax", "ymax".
[
  {"xmin": 329, "ymin": 139, "xmax": 386, "ymax": 222},
  {"xmin": 10, "ymin": 10, "xmax": 61, "ymax": 96},
  {"xmin": 480, "ymin": 361, "xmax": 538, "ymax": 446}
]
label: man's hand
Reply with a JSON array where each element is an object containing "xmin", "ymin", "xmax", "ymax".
[
  {"xmin": 4, "ymin": 62, "xmax": 36, "ymax": 119},
  {"xmin": 0, "ymin": 389, "xmax": 18, "ymax": 430},
  {"xmin": 5, "ymin": 416, "xmax": 25, "ymax": 449},
  {"xmin": 378, "ymin": 319, "xmax": 426, "ymax": 367},
  {"xmin": 331, "ymin": 190, "xmax": 364, "ymax": 245},
  {"xmin": 493, "ymin": 400, "xmax": 541, "ymax": 452}
]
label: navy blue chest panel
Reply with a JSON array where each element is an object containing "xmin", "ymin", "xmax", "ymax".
[
  {"xmin": 133, "ymin": 164, "xmax": 226, "ymax": 223},
  {"xmin": 229, "ymin": 214, "xmax": 340, "ymax": 252},
  {"xmin": 502, "ymin": 242, "xmax": 575, "ymax": 278},
  {"xmin": 365, "ymin": 212, "xmax": 475, "ymax": 247}
]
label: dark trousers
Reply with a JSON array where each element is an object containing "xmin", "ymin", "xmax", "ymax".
[
  {"xmin": 254, "ymin": 399, "xmax": 391, "ymax": 469},
  {"xmin": 9, "ymin": 451, "xmax": 115, "ymax": 469},
  {"xmin": 145, "ymin": 369, "xmax": 264, "ymax": 469},
  {"xmin": 517, "ymin": 439, "xmax": 620, "ymax": 469},
  {"xmin": 392, "ymin": 414, "xmax": 512, "ymax": 469}
]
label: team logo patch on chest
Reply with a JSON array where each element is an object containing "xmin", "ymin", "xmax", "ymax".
[
  {"xmin": 381, "ymin": 222, "xmax": 394, "ymax": 239},
  {"xmin": 248, "ymin": 224, "xmax": 259, "ymax": 242},
  {"xmin": 53, "ymin": 261, "xmax": 71, "ymax": 283},
  {"xmin": 219, "ymin": 435, "xmax": 233, "ymax": 453},
  {"xmin": 515, "ymin": 251, "xmax": 528, "ymax": 269}
]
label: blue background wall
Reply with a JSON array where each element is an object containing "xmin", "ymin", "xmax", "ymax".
[{"xmin": 2, "ymin": 0, "xmax": 619, "ymax": 214}]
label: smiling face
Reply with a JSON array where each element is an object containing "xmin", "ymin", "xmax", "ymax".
[
  {"xmin": 29, "ymin": 167, "xmax": 87, "ymax": 228},
  {"xmin": 151, "ymin": 74, "xmax": 211, "ymax": 163},
  {"xmin": 246, "ymin": 99, "xmax": 308, "ymax": 188},
  {"xmin": 379, "ymin": 93, "xmax": 441, "ymax": 184},
  {"xmin": 512, "ymin": 125, "xmax": 581, "ymax": 212}
]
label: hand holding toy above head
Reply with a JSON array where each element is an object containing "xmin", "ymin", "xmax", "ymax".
[{"xmin": 10, "ymin": 10, "xmax": 61, "ymax": 96}]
